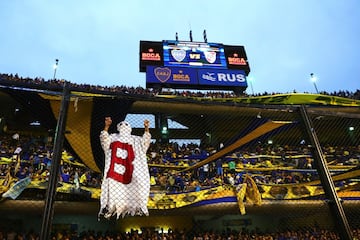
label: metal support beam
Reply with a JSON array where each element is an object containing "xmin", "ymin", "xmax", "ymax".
[
  {"xmin": 299, "ymin": 105, "xmax": 352, "ymax": 240},
  {"xmin": 40, "ymin": 83, "xmax": 70, "ymax": 240}
]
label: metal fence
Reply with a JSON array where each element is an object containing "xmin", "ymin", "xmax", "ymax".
[{"xmin": 0, "ymin": 84, "xmax": 359, "ymax": 239}]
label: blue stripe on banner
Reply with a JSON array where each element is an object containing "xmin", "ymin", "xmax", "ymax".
[{"xmin": 192, "ymin": 196, "xmax": 238, "ymax": 207}]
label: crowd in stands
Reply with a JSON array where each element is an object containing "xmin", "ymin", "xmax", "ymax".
[
  {"xmin": 1, "ymin": 73, "xmax": 359, "ymax": 192},
  {"xmin": 147, "ymin": 141, "xmax": 360, "ymax": 193},
  {"xmin": 0, "ymin": 133, "xmax": 101, "ymax": 192},
  {"xmin": 0, "ymin": 72, "xmax": 359, "ymax": 195},
  {"xmin": 1, "ymin": 226, "xmax": 360, "ymax": 239},
  {"xmin": 1, "ymin": 132, "xmax": 359, "ymax": 198},
  {"xmin": 1, "ymin": 73, "xmax": 360, "ymax": 239},
  {"xmin": 1, "ymin": 73, "xmax": 360, "ymax": 100}
]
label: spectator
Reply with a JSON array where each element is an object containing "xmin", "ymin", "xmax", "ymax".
[{"xmin": 215, "ymin": 158, "xmax": 223, "ymax": 177}]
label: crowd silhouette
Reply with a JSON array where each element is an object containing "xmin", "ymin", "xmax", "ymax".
[
  {"xmin": 1, "ymin": 73, "xmax": 360, "ymax": 100},
  {"xmin": 1, "ymin": 226, "xmax": 360, "ymax": 239},
  {"xmin": 1, "ymin": 132, "xmax": 359, "ymax": 197}
]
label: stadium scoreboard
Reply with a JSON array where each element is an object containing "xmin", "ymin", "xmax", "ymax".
[
  {"xmin": 163, "ymin": 40, "xmax": 227, "ymax": 69},
  {"xmin": 140, "ymin": 40, "xmax": 250, "ymax": 92}
]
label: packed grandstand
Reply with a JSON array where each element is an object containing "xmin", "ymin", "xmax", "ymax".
[
  {"xmin": 1, "ymin": 73, "xmax": 360, "ymax": 100},
  {"xmin": 0, "ymin": 73, "xmax": 360, "ymax": 239},
  {"xmin": 2, "ymin": 226, "xmax": 360, "ymax": 239}
]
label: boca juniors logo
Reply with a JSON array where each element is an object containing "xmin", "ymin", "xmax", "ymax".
[
  {"xmin": 154, "ymin": 67, "xmax": 171, "ymax": 83},
  {"xmin": 171, "ymin": 49, "xmax": 186, "ymax": 62}
]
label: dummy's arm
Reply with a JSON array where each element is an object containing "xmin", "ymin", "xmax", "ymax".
[
  {"xmin": 142, "ymin": 119, "xmax": 151, "ymax": 150},
  {"xmin": 100, "ymin": 117, "xmax": 112, "ymax": 151}
]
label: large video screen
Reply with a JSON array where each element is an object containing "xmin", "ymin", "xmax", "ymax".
[
  {"xmin": 139, "ymin": 40, "xmax": 251, "ymax": 92},
  {"xmin": 163, "ymin": 40, "xmax": 227, "ymax": 69}
]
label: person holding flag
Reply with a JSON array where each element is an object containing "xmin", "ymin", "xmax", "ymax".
[{"xmin": 99, "ymin": 117, "xmax": 151, "ymax": 219}]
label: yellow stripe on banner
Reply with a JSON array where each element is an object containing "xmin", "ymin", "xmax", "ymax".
[
  {"xmin": 40, "ymin": 93, "xmax": 100, "ymax": 173},
  {"xmin": 181, "ymin": 121, "xmax": 290, "ymax": 172},
  {"xmin": 147, "ymin": 186, "xmax": 236, "ymax": 210}
]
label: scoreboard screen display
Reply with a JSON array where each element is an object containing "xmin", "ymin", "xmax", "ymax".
[
  {"xmin": 139, "ymin": 39, "xmax": 251, "ymax": 93},
  {"xmin": 163, "ymin": 40, "xmax": 227, "ymax": 69}
]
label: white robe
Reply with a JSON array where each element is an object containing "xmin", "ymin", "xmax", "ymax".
[{"xmin": 99, "ymin": 129, "xmax": 151, "ymax": 219}]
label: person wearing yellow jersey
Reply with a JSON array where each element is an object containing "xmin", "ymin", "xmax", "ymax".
[{"xmin": 80, "ymin": 170, "xmax": 90, "ymax": 186}]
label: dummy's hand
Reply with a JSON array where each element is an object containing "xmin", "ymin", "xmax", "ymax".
[
  {"xmin": 104, "ymin": 117, "xmax": 112, "ymax": 131},
  {"xmin": 144, "ymin": 119, "xmax": 150, "ymax": 132}
]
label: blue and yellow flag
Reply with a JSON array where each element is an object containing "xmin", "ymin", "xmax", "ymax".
[{"xmin": 2, "ymin": 177, "xmax": 31, "ymax": 200}]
